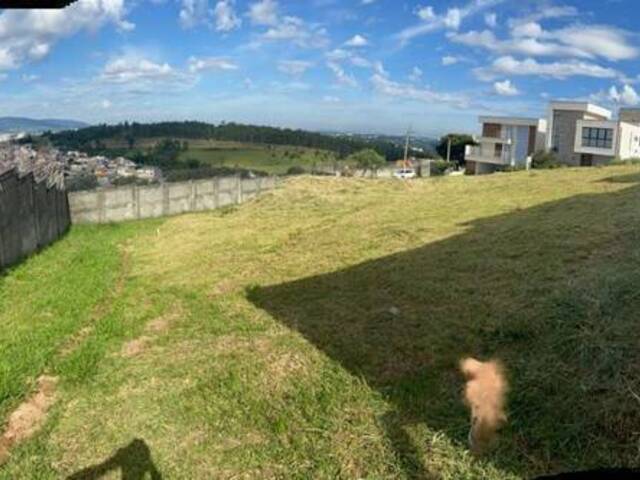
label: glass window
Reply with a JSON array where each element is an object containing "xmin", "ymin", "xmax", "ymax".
[{"xmin": 582, "ymin": 127, "xmax": 613, "ymax": 149}]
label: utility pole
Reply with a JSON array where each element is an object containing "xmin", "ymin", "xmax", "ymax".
[
  {"xmin": 403, "ymin": 126, "xmax": 412, "ymax": 168},
  {"xmin": 446, "ymin": 135, "xmax": 452, "ymax": 163}
]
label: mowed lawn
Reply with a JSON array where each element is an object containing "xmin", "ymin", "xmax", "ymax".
[{"xmin": 2, "ymin": 166, "xmax": 640, "ymax": 479}]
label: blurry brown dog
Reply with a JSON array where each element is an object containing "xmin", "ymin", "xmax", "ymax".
[{"xmin": 460, "ymin": 358, "xmax": 508, "ymax": 455}]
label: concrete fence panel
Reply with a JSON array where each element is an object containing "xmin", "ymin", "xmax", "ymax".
[
  {"xmin": 69, "ymin": 175, "xmax": 280, "ymax": 224},
  {"xmin": 0, "ymin": 169, "xmax": 71, "ymax": 271}
]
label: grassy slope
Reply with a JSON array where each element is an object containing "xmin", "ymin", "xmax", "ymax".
[
  {"xmin": 107, "ymin": 138, "xmax": 338, "ymax": 174},
  {"xmin": 2, "ymin": 167, "xmax": 640, "ymax": 479},
  {"xmin": 177, "ymin": 140, "xmax": 337, "ymax": 174}
]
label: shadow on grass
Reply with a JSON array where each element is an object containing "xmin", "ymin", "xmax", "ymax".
[
  {"xmin": 248, "ymin": 172, "xmax": 640, "ymax": 479},
  {"xmin": 66, "ymin": 439, "xmax": 162, "ymax": 480}
]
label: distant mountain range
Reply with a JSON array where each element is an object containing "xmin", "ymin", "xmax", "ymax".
[{"xmin": 0, "ymin": 117, "xmax": 89, "ymax": 134}]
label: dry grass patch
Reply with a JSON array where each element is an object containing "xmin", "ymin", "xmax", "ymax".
[{"xmin": 0, "ymin": 376, "xmax": 58, "ymax": 465}]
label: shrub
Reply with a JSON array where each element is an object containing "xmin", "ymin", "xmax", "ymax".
[
  {"xmin": 532, "ymin": 151, "xmax": 561, "ymax": 169},
  {"xmin": 611, "ymin": 157, "xmax": 640, "ymax": 166},
  {"xmin": 286, "ymin": 166, "xmax": 307, "ymax": 176},
  {"xmin": 430, "ymin": 160, "xmax": 455, "ymax": 176}
]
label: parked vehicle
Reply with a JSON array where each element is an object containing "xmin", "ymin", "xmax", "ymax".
[{"xmin": 393, "ymin": 168, "xmax": 417, "ymax": 179}]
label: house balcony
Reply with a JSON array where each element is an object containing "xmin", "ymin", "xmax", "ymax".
[
  {"xmin": 465, "ymin": 144, "xmax": 511, "ymax": 165},
  {"xmin": 477, "ymin": 136, "xmax": 512, "ymax": 145}
]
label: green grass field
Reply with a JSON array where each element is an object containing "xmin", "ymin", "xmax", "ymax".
[
  {"xmin": 106, "ymin": 137, "xmax": 340, "ymax": 174},
  {"xmin": 178, "ymin": 140, "xmax": 338, "ymax": 174},
  {"xmin": 2, "ymin": 166, "xmax": 640, "ymax": 479}
]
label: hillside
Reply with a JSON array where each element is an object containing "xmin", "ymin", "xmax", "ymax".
[
  {"xmin": 45, "ymin": 121, "xmax": 413, "ymax": 162},
  {"xmin": 2, "ymin": 167, "xmax": 640, "ymax": 479},
  {"xmin": 0, "ymin": 117, "xmax": 88, "ymax": 134}
]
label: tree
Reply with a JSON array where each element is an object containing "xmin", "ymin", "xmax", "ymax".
[
  {"xmin": 347, "ymin": 149, "xmax": 386, "ymax": 176},
  {"xmin": 436, "ymin": 134, "xmax": 476, "ymax": 166}
]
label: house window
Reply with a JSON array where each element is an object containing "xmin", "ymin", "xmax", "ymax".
[{"xmin": 582, "ymin": 127, "xmax": 613, "ymax": 149}]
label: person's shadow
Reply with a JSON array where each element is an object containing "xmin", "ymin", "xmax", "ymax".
[{"xmin": 67, "ymin": 439, "xmax": 162, "ymax": 480}]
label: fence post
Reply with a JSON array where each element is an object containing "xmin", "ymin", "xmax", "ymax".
[
  {"xmin": 162, "ymin": 183, "xmax": 170, "ymax": 216},
  {"xmin": 236, "ymin": 175, "xmax": 242, "ymax": 204},
  {"xmin": 97, "ymin": 189, "xmax": 106, "ymax": 224},
  {"xmin": 212, "ymin": 177, "xmax": 219, "ymax": 209},
  {"xmin": 190, "ymin": 180, "xmax": 196, "ymax": 211}
]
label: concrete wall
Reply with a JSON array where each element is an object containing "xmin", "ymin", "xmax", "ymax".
[
  {"xmin": 618, "ymin": 122, "xmax": 640, "ymax": 159},
  {"xmin": 551, "ymin": 110, "xmax": 585, "ymax": 166},
  {"xmin": 69, "ymin": 176, "xmax": 279, "ymax": 224},
  {"xmin": 0, "ymin": 169, "xmax": 70, "ymax": 270}
]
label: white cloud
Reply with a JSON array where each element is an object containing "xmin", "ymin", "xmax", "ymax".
[
  {"xmin": 608, "ymin": 85, "xmax": 640, "ymax": 106},
  {"xmin": 327, "ymin": 62, "xmax": 358, "ymax": 88},
  {"xmin": 442, "ymin": 55, "xmax": 459, "ymax": 66},
  {"xmin": 408, "ymin": 66, "xmax": 423, "ymax": 82},
  {"xmin": 100, "ymin": 55, "xmax": 177, "ymax": 83},
  {"xmin": 188, "ymin": 56, "xmax": 239, "ymax": 73},
  {"xmin": 450, "ymin": 25, "xmax": 638, "ymax": 63},
  {"xmin": 278, "ymin": 60, "xmax": 313, "ymax": 76},
  {"xmin": 322, "ymin": 95, "xmax": 341, "ymax": 103},
  {"xmin": 248, "ymin": 0, "xmax": 279, "ymax": 26},
  {"xmin": 361, "ymin": 0, "xmax": 376, "ymax": 4},
  {"xmin": 484, "ymin": 12, "xmax": 497, "ymax": 28},
  {"xmin": 344, "ymin": 34, "xmax": 369, "ymax": 48},
  {"xmin": 475, "ymin": 56, "xmax": 620, "ymax": 81},
  {"xmin": 258, "ymin": 15, "xmax": 329, "ymax": 48},
  {"xmin": 493, "ymin": 79, "xmax": 519, "ymax": 96},
  {"xmin": 0, "ymin": 0, "xmax": 134, "ymax": 72},
  {"xmin": 326, "ymin": 48, "xmax": 372, "ymax": 68},
  {"xmin": 416, "ymin": 6, "xmax": 436, "ymax": 21},
  {"xmin": 101, "ymin": 99, "xmax": 112, "ymax": 109},
  {"xmin": 21, "ymin": 73, "xmax": 39, "ymax": 83},
  {"xmin": 396, "ymin": 0, "xmax": 504, "ymax": 45},
  {"xmin": 370, "ymin": 73, "xmax": 469, "ymax": 108},
  {"xmin": 179, "ymin": 0, "xmax": 208, "ymax": 28},
  {"xmin": 214, "ymin": 0, "xmax": 241, "ymax": 32}
]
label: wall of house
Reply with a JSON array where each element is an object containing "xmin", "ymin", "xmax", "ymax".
[
  {"xmin": 69, "ymin": 176, "xmax": 280, "ymax": 224},
  {"xmin": 514, "ymin": 126, "xmax": 531, "ymax": 166},
  {"xmin": 620, "ymin": 110, "xmax": 640, "ymax": 125},
  {"xmin": 617, "ymin": 122, "xmax": 640, "ymax": 159},
  {"xmin": 0, "ymin": 169, "xmax": 70, "ymax": 270},
  {"xmin": 551, "ymin": 110, "xmax": 587, "ymax": 166}
]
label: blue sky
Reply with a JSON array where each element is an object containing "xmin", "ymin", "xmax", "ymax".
[{"xmin": 0, "ymin": 0, "xmax": 639, "ymax": 136}]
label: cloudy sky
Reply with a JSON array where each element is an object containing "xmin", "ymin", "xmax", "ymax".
[{"xmin": 0, "ymin": 0, "xmax": 639, "ymax": 136}]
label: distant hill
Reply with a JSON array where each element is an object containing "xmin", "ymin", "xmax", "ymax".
[
  {"xmin": 0, "ymin": 117, "xmax": 89, "ymax": 134},
  {"xmin": 46, "ymin": 121, "xmax": 428, "ymax": 162}
]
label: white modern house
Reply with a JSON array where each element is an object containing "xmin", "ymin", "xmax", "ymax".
[
  {"xmin": 465, "ymin": 101, "xmax": 640, "ymax": 174},
  {"xmin": 464, "ymin": 116, "xmax": 547, "ymax": 175}
]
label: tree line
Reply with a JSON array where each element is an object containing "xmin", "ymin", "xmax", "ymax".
[{"xmin": 42, "ymin": 121, "xmax": 420, "ymax": 162}]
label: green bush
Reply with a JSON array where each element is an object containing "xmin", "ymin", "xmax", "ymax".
[
  {"xmin": 532, "ymin": 151, "xmax": 561, "ymax": 169},
  {"xmin": 286, "ymin": 166, "xmax": 307, "ymax": 176},
  {"xmin": 611, "ymin": 157, "xmax": 640, "ymax": 166},
  {"xmin": 430, "ymin": 160, "xmax": 455, "ymax": 176}
]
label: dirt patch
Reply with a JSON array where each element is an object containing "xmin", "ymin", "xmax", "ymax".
[
  {"xmin": 145, "ymin": 318, "xmax": 170, "ymax": 334},
  {"xmin": 0, "ymin": 376, "xmax": 58, "ymax": 465},
  {"xmin": 263, "ymin": 352, "xmax": 309, "ymax": 390},
  {"xmin": 121, "ymin": 336, "xmax": 152, "ymax": 358},
  {"xmin": 59, "ymin": 327, "xmax": 93, "ymax": 358},
  {"xmin": 209, "ymin": 280, "xmax": 237, "ymax": 298}
]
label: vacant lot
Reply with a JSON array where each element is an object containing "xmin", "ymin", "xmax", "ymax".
[
  {"xmin": 177, "ymin": 140, "xmax": 337, "ymax": 174},
  {"xmin": 1, "ymin": 167, "xmax": 640, "ymax": 479},
  {"xmin": 106, "ymin": 137, "xmax": 338, "ymax": 174}
]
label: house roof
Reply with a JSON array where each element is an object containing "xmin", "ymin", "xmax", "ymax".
[
  {"xmin": 0, "ymin": 149, "xmax": 65, "ymax": 189},
  {"xmin": 479, "ymin": 116, "xmax": 543, "ymax": 127},
  {"xmin": 549, "ymin": 101, "xmax": 612, "ymax": 119}
]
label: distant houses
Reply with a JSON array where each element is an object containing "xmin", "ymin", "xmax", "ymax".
[
  {"xmin": 0, "ymin": 145, "xmax": 162, "ymax": 191},
  {"xmin": 465, "ymin": 101, "xmax": 640, "ymax": 174}
]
